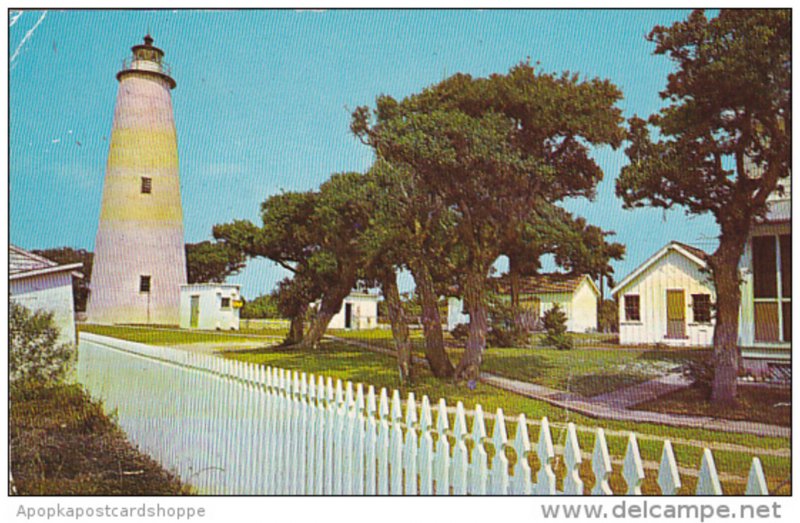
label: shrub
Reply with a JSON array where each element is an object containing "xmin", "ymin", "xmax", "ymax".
[
  {"xmin": 9, "ymin": 301, "xmax": 74, "ymax": 388},
  {"xmin": 487, "ymin": 294, "xmax": 529, "ymax": 348},
  {"xmin": 450, "ymin": 323, "xmax": 469, "ymax": 342},
  {"xmin": 542, "ymin": 304, "xmax": 573, "ymax": 350}
]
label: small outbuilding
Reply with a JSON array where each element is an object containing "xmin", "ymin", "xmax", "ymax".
[
  {"xmin": 611, "ymin": 242, "xmax": 715, "ymax": 347},
  {"xmin": 447, "ymin": 273, "xmax": 600, "ymax": 333},
  {"xmin": 328, "ymin": 292, "xmax": 380, "ymax": 330},
  {"xmin": 9, "ymin": 245, "xmax": 83, "ymax": 346},
  {"xmin": 179, "ymin": 284, "xmax": 242, "ymax": 330}
]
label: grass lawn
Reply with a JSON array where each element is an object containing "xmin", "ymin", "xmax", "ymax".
[
  {"xmin": 332, "ymin": 328, "xmax": 707, "ymax": 397},
  {"xmin": 79, "ymin": 324, "xmax": 280, "ymax": 346},
  {"xmin": 224, "ymin": 340, "xmax": 790, "ymax": 495},
  {"xmin": 635, "ymin": 384, "xmax": 791, "ymax": 428},
  {"xmin": 10, "ymin": 383, "xmax": 189, "ymax": 495}
]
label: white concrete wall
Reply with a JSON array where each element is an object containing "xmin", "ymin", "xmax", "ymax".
[
  {"xmin": 10, "ymin": 271, "xmax": 77, "ymax": 346},
  {"xmin": 329, "ymin": 294, "xmax": 379, "ymax": 330},
  {"xmin": 179, "ymin": 285, "xmax": 240, "ymax": 330},
  {"xmin": 617, "ymin": 250, "xmax": 715, "ymax": 347}
]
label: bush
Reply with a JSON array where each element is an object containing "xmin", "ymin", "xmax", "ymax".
[
  {"xmin": 542, "ymin": 304, "xmax": 573, "ymax": 350},
  {"xmin": 487, "ymin": 294, "xmax": 529, "ymax": 348},
  {"xmin": 450, "ymin": 323, "xmax": 469, "ymax": 342},
  {"xmin": 9, "ymin": 301, "xmax": 74, "ymax": 388}
]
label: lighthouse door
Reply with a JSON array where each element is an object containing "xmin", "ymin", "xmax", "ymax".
[{"xmin": 190, "ymin": 295, "xmax": 200, "ymax": 328}]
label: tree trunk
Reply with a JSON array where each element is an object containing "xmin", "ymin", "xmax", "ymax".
[
  {"xmin": 284, "ymin": 303, "xmax": 307, "ymax": 346},
  {"xmin": 301, "ymin": 280, "xmax": 354, "ymax": 350},
  {"xmin": 381, "ymin": 270, "xmax": 413, "ymax": 383},
  {"xmin": 408, "ymin": 258, "xmax": 454, "ymax": 378},
  {"xmin": 455, "ymin": 270, "xmax": 488, "ymax": 383},
  {"xmin": 709, "ymin": 231, "xmax": 748, "ymax": 406}
]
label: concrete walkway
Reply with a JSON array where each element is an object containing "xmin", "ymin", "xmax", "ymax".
[{"xmin": 327, "ymin": 335, "xmax": 790, "ymax": 439}]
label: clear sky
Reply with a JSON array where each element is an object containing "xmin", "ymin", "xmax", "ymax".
[{"xmin": 9, "ymin": 9, "xmax": 719, "ymax": 298}]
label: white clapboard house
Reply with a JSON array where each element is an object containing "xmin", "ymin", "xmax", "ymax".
[
  {"xmin": 9, "ymin": 245, "xmax": 83, "ymax": 346},
  {"xmin": 179, "ymin": 283, "xmax": 242, "ymax": 330},
  {"xmin": 448, "ymin": 273, "xmax": 600, "ymax": 333},
  {"xmin": 611, "ymin": 242, "xmax": 716, "ymax": 347},
  {"xmin": 613, "ymin": 184, "xmax": 791, "ymax": 376}
]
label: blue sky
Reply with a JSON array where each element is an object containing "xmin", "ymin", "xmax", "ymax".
[{"xmin": 9, "ymin": 9, "xmax": 719, "ymax": 298}]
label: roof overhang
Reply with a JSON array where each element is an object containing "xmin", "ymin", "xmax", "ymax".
[
  {"xmin": 9, "ymin": 262, "xmax": 84, "ymax": 281},
  {"xmin": 610, "ymin": 243, "xmax": 708, "ymax": 297}
]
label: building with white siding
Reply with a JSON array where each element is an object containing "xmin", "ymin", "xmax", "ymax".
[
  {"xmin": 448, "ymin": 273, "xmax": 600, "ymax": 333},
  {"xmin": 328, "ymin": 292, "xmax": 380, "ymax": 330},
  {"xmin": 611, "ymin": 242, "xmax": 716, "ymax": 347},
  {"xmin": 9, "ymin": 245, "xmax": 83, "ymax": 346},
  {"xmin": 179, "ymin": 284, "xmax": 242, "ymax": 330}
]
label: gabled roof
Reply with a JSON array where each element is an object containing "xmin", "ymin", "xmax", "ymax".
[
  {"xmin": 493, "ymin": 273, "xmax": 600, "ymax": 298},
  {"xmin": 610, "ymin": 241, "xmax": 708, "ymax": 297},
  {"xmin": 9, "ymin": 245, "xmax": 83, "ymax": 280}
]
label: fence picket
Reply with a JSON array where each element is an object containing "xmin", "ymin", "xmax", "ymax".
[
  {"xmin": 657, "ymin": 440, "xmax": 681, "ymax": 495},
  {"xmin": 745, "ymin": 458, "xmax": 769, "ymax": 495},
  {"xmin": 591, "ymin": 428, "xmax": 613, "ymax": 496},
  {"xmin": 696, "ymin": 449, "xmax": 723, "ymax": 495}
]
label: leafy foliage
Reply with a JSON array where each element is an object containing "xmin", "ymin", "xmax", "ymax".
[
  {"xmin": 598, "ymin": 298, "xmax": 619, "ymax": 334},
  {"xmin": 486, "ymin": 294, "xmax": 530, "ymax": 348},
  {"xmin": 185, "ymin": 240, "xmax": 247, "ymax": 284},
  {"xmin": 542, "ymin": 304, "xmax": 573, "ymax": 351},
  {"xmin": 9, "ymin": 301, "xmax": 74, "ymax": 387},
  {"xmin": 240, "ymin": 293, "xmax": 279, "ymax": 319}
]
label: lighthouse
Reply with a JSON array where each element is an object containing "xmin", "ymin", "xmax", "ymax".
[{"xmin": 86, "ymin": 35, "xmax": 187, "ymax": 325}]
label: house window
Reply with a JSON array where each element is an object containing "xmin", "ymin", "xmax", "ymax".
[
  {"xmin": 221, "ymin": 297, "xmax": 231, "ymax": 309},
  {"xmin": 139, "ymin": 275, "xmax": 151, "ymax": 293},
  {"xmin": 624, "ymin": 295, "xmax": 640, "ymax": 322},
  {"xmin": 141, "ymin": 177, "xmax": 152, "ymax": 194},
  {"xmin": 692, "ymin": 294, "xmax": 712, "ymax": 323},
  {"xmin": 753, "ymin": 233, "xmax": 791, "ymax": 343}
]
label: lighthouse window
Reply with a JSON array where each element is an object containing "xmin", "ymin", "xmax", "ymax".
[
  {"xmin": 141, "ymin": 177, "xmax": 152, "ymax": 194},
  {"xmin": 139, "ymin": 275, "xmax": 151, "ymax": 293}
]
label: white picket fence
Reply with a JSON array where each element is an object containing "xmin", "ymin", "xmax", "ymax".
[{"xmin": 76, "ymin": 333, "xmax": 770, "ymax": 495}]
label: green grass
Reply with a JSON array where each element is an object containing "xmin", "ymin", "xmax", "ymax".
[
  {"xmin": 331, "ymin": 328, "xmax": 707, "ymax": 397},
  {"xmin": 79, "ymin": 324, "xmax": 279, "ymax": 346},
  {"xmin": 224, "ymin": 340, "xmax": 790, "ymax": 495}
]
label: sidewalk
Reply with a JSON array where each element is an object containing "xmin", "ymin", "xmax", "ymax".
[{"xmin": 328, "ymin": 335, "xmax": 790, "ymax": 439}]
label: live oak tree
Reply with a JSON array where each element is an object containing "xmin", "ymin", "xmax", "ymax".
[
  {"xmin": 213, "ymin": 191, "xmax": 321, "ymax": 346},
  {"xmin": 357, "ymin": 161, "xmax": 459, "ymax": 380},
  {"xmin": 616, "ymin": 10, "xmax": 790, "ymax": 404},
  {"xmin": 354, "ymin": 64, "xmax": 624, "ymax": 381}
]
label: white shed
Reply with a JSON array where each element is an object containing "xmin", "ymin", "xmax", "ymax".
[
  {"xmin": 328, "ymin": 292, "xmax": 380, "ymax": 330},
  {"xmin": 611, "ymin": 242, "xmax": 715, "ymax": 347},
  {"xmin": 179, "ymin": 284, "xmax": 242, "ymax": 330},
  {"xmin": 9, "ymin": 245, "xmax": 82, "ymax": 346},
  {"xmin": 447, "ymin": 273, "xmax": 600, "ymax": 333}
]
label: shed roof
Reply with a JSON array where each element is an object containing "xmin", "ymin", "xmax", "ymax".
[
  {"xmin": 493, "ymin": 272, "xmax": 597, "ymax": 296},
  {"xmin": 9, "ymin": 245, "xmax": 83, "ymax": 280},
  {"xmin": 610, "ymin": 241, "xmax": 709, "ymax": 297}
]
